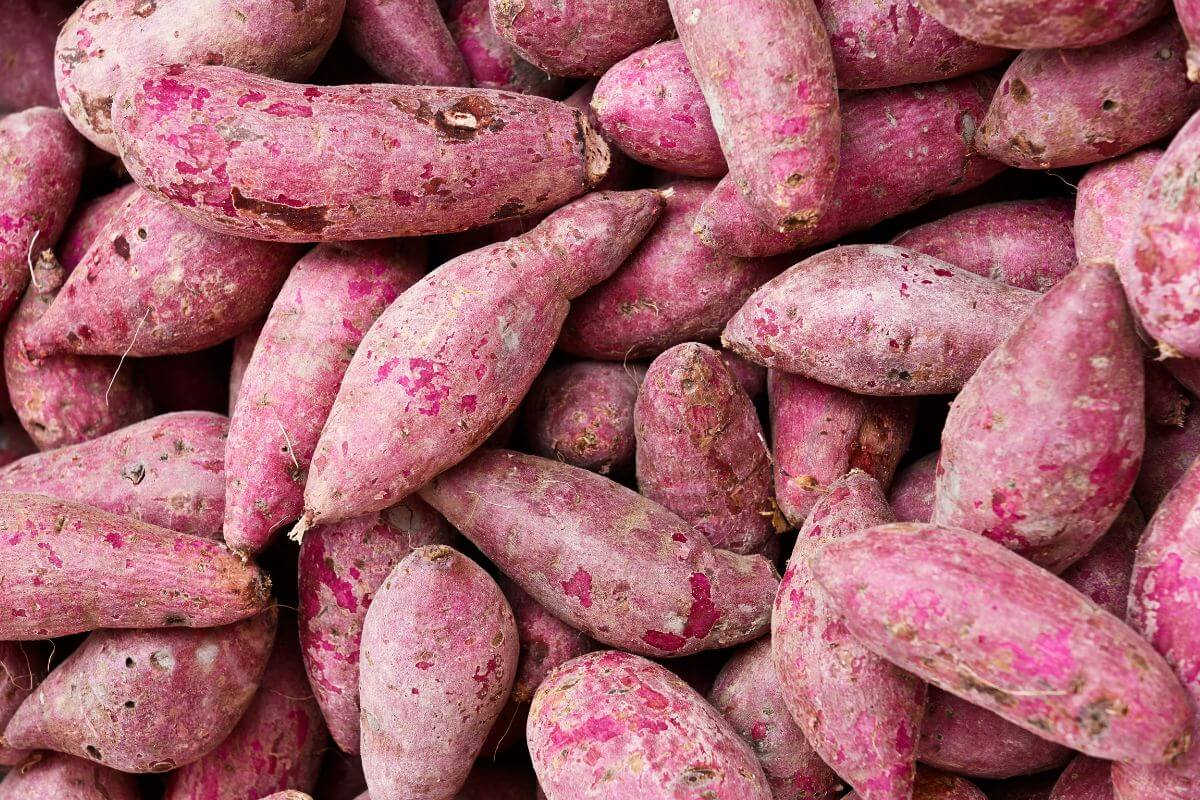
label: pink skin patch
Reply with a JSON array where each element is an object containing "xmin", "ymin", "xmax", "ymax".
[{"xmin": 561, "ymin": 568, "xmax": 593, "ymax": 608}]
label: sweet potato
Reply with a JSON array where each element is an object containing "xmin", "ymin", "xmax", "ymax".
[
  {"xmin": 1182, "ymin": 0, "xmax": 1200, "ymax": 81},
  {"xmin": 0, "ymin": 411, "xmax": 228, "ymax": 538},
  {"xmin": 721, "ymin": 349, "xmax": 766, "ymax": 399},
  {"xmin": 914, "ymin": 0, "xmax": 1165, "ymax": 47},
  {"xmin": 447, "ymin": 0, "xmax": 566, "ymax": 96},
  {"xmin": 811, "ymin": 522, "xmax": 1192, "ymax": 764},
  {"xmin": 1137, "ymin": 397, "xmax": 1200, "ymax": 513},
  {"xmin": 0, "ymin": 641, "xmax": 43, "ymax": 767},
  {"xmin": 0, "ymin": 493, "xmax": 269, "ymax": 639},
  {"xmin": 845, "ymin": 769, "xmax": 987, "ymax": 800},
  {"xmin": 56, "ymin": 185, "xmax": 140, "ymax": 271},
  {"xmin": 1075, "ymin": 149, "xmax": 1162, "ymax": 267},
  {"xmin": 529, "ymin": 650, "xmax": 772, "ymax": 800},
  {"xmin": 260, "ymin": 794, "xmax": 312, "ymax": 800},
  {"xmin": 228, "ymin": 320, "xmax": 263, "ymax": 414},
  {"xmin": 891, "ymin": 199, "xmax": 1077, "ymax": 292},
  {"xmin": 419, "ymin": 449, "xmax": 779, "ymax": 657},
  {"xmin": 723, "ymin": 244, "xmax": 1037, "ymax": 396},
  {"xmin": 0, "ymin": 752, "xmax": 139, "ymax": 800},
  {"xmin": 341, "ymin": 0, "xmax": 468, "ymax": 86},
  {"xmin": 1051, "ymin": 757, "xmax": 1112, "ymax": 800},
  {"xmin": 56, "ymin": 0, "xmax": 345, "ymax": 153},
  {"xmin": 977, "ymin": 20, "xmax": 1200, "ymax": 170},
  {"xmin": 0, "ymin": 2, "xmax": 73, "ymax": 112},
  {"xmin": 297, "ymin": 498, "xmax": 454, "ymax": 754},
  {"xmin": 562, "ymin": 82, "xmax": 632, "ymax": 191},
  {"xmin": 4, "ymin": 609, "xmax": 276, "ymax": 773},
  {"xmin": 111, "ymin": 64, "xmax": 611, "ymax": 242},
  {"xmin": 1059, "ymin": 501, "xmax": 1144, "ymax": 619},
  {"xmin": 359, "ymin": 546, "xmax": 517, "ymax": 800},
  {"xmin": 301, "ymin": 190, "xmax": 663, "ymax": 527},
  {"xmin": 888, "ymin": 451, "xmax": 938, "ymax": 523},
  {"xmin": 934, "ymin": 261, "xmax": 1144, "ymax": 572}
]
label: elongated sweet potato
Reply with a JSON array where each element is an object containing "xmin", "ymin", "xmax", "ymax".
[
  {"xmin": 447, "ymin": 0, "xmax": 567, "ymax": 95},
  {"xmin": 889, "ymin": 451, "xmax": 938, "ymax": 523},
  {"xmin": 915, "ymin": 0, "xmax": 1165, "ymax": 48},
  {"xmin": 420, "ymin": 449, "xmax": 778, "ymax": 657},
  {"xmin": 1075, "ymin": 149, "xmax": 1163, "ymax": 267},
  {"xmin": 846, "ymin": 769, "xmax": 987, "ymax": 800},
  {"xmin": 0, "ymin": 752, "xmax": 139, "ymax": 800},
  {"xmin": 341, "ymin": 0, "xmax": 468, "ymax": 86},
  {"xmin": 112, "ymin": 64, "xmax": 611, "ymax": 242},
  {"xmin": 0, "ymin": 641, "xmax": 44, "ymax": 767},
  {"xmin": 1051, "ymin": 757, "xmax": 1112, "ymax": 800},
  {"xmin": 228, "ymin": 320, "xmax": 263, "ymax": 414},
  {"xmin": 0, "ymin": 2, "xmax": 73, "ymax": 112}
]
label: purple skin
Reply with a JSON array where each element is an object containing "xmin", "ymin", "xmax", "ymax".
[
  {"xmin": 721, "ymin": 350, "xmax": 766, "ymax": 399},
  {"xmin": 709, "ymin": 638, "xmax": 844, "ymax": 800},
  {"xmin": 56, "ymin": 185, "xmax": 140, "ymax": 272},
  {"xmin": 723, "ymin": 244, "xmax": 1038, "ymax": 396},
  {"xmin": 359, "ymin": 546, "xmax": 517, "ymax": 800},
  {"xmin": 419, "ymin": 449, "xmax": 779, "ymax": 658},
  {"xmin": 0, "ymin": 753, "xmax": 139, "ymax": 800},
  {"xmin": 635, "ymin": 343, "xmax": 777, "ymax": 554},
  {"xmin": 0, "ymin": 411, "xmax": 228, "ymax": 539},
  {"xmin": 297, "ymin": 498, "xmax": 454, "ymax": 754},
  {"xmin": 773, "ymin": 472, "xmax": 926, "ymax": 800},
  {"xmin": 529, "ymin": 650, "xmax": 772, "ymax": 800},
  {"xmin": 978, "ymin": 19, "xmax": 1200, "ymax": 170},
  {"xmin": 769, "ymin": 371, "xmax": 916, "ymax": 524},
  {"xmin": 812, "ymin": 523, "xmax": 1193, "ymax": 764},
  {"xmin": 1146, "ymin": 361, "xmax": 1191, "ymax": 427},
  {"xmin": 447, "ymin": 0, "xmax": 567, "ymax": 96},
  {"xmin": 989, "ymin": 775, "xmax": 1060, "ymax": 800},
  {"xmin": 559, "ymin": 180, "xmax": 784, "ymax": 361},
  {"xmin": 0, "ymin": 1, "xmax": 74, "ymax": 112},
  {"xmin": 888, "ymin": 452, "xmax": 938, "ymax": 523},
  {"xmin": 112, "ymin": 64, "xmax": 611, "ymax": 243},
  {"xmin": 934, "ymin": 262, "xmax": 1145, "ymax": 573},
  {"xmin": 1059, "ymin": 501, "xmax": 1144, "ymax": 619},
  {"xmin": 1051, "ymin": 757, "xmax": 1113, "ymax": 800},
  {"xmin": 695, "ymin": 75, "xmax": 1004, "ymax": 258},
  {"xmin": 1137, "ymin": 397, "xmax": 1200, "ymax": 513},
  {"xmin": 224, "ymin": 241, "xmax": 426, "ymax": 555},
  {"xmin": 302, "ymin": 191, "xmax": 663, "ymax": 527},
  {"xmin": 0, "ymin": 493, "xmax": 270, "ymax": 640},
  {"xmin": 1076, "ymin": 149, "xmax": 1163, "ymax": 266},
  {"xmin": 4, "ymin": 609, "xmax": 277, "ymax": 773},
  {"xmin": 0, "ymin": 641, "xmax": 44, "ymax": 766},
  {"xmin": 228, "ymin": 319, "xmax": 264, "ymax": 414},
  {"xmin": 892, "ymin": 199, "xmax": 1077, "ymax": 292},
  {"xmin": 915, "ymin": 0, "xmax": 1166, "ymax": 47},
  {"xmin": 845, "ymin": 770, "xmax": 988, "ymax": 800},
  {"xmin": 342, "ymin": 0, "xmax": 469, "ymax": 86},
  {"xmin": 522, "ymin": 360, "xmax": 645, "ymax": 476}
]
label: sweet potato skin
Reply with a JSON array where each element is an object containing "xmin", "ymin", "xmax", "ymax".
[
  {"xmin": 888, "ymin": 451, "xmax": 938, "ymax": 523},
  {"xmin": 447, "ymin": 0, "xmax": 566, "ymax": 96},
  {"xmin": 0, "ymin": 752, "xmax": 139, "ymax": 800},
  {"xmin": 112, "ymin": 64, "xmax": 610, "ymax": 242},
  {"xmin": 419, "ymin": 449, "xmax": 779, "ymax": 657},
  {"xmin": 1137, "ymin": 397, "xmax": 1200, "ymax": 513},
  {"xmin": 228, "ymin": 320, "xmax": 262, "ymax": 414},
  {"xmin": 845, "ymin": 769, "xmax": 988, "ymax": 800},
  {"xmin": 0, "ymin": 641, "xmax": 44, "ymax": 767},
  {"xmin": 529, "ymin": 650, "xmax": 772, "ymax": 800},
  {"xmin": 342, "ymin": 0, "xmax": 469, "ymax": 86},
  {"xmin": 1075, "ymin": 148, "xmax": 1163, "ymax": 267},
  {"xmin": 1059, "ymin": 501, "xmax": 1143, "ymax": 619},
  {"xmin": 0, "ymin": 2, "xmax": 72, "ymax": 112},
  {"xmin": 57, "ymin": 185, "xmax": 140, "ymax": 271},
  {"xmin": 1051, "ymin": 757, "xmax": 1112, "ymax": 800},
  {"xmin": 914, "ymin": 0, "xmax": 1166, "ymax": 48}
]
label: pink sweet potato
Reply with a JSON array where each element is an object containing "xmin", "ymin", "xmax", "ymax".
[
  {"xmin": 302, "ymin": 190, "xmax": 663, "ymax": 527},
  {"xmin": 420, "ymin": 449, "xmax": 779, "ymax": 657},
  {"xmin": 0, "ymin": 752, "xmax": 139, "ymax": 800},
  {"xmin": 529, "ymin": 650, "xmax": 772, "ymax": 800},
  {"xmin": 934, "ymin": 261, "xmax": 1144, "ymax": 573},
  {"xmin": 914, "ymin": 0, "xmax": 1165, "ymax": 48},
  {"xmin": 1059, "ymin": 501, "xmax": 1144, "ymax": 619},
  {"xmin": 1075, "ymin": 149, "xmax": 1163, "ymax": 267},
  {"xmin": 888, "ymin": 451, "xmax": 939, "ymax": 523},
  {"xmin": 56, "ymin": 184, "xmax": 140, "ymax": 271},
  {"xmin": 447, "ymin": 0, "xmax": 566, "ymax": 96},
  {"xmin": 635, "ymin": 343, "xmax": 777, "ymax": 554},
  {"xmin": 56, "ymin": 0, "xmax": 345, "ymax": 153},
  {"xmin": 0, "ymin": 493, "xmax": 269, "ymax": 639},
  {"xmin": 723, "ymin": 244, "xmax": 1037, "ymax": 396},
  {"xmin": 1051, "ymin": 757, "xmax": 1112, "ymax": 800},
  {"xmin": 845, "ymin": 770, "xmax": 987, "ymax": 800},
  {"xmin": 359, "ymin": 546, "xmax": 517, "ymax": 800},
  {"xmin": 228, "ymin": 320, "xmax": 263, "ymax": 415},
  {"xmin": 811, "ymin": 522, "xmax": 1192, "ymax": 764},
  {"xmin": 721, "ymin": 349, "xmax": 766, "ymax": 399},
  {"xmin": 0, "ymin": 641, "xmax": 44, "ymax": 767},
  {"xmin": 4, "ymin": 609, "xmax": 277, "ymax": 773},
  {"xmin": 0, "ymin": 2, "xmax": 73, "ymax": 112},
  {"xmin": 112, "ymin": 64, "xmax": 611, "ymax": 242},
  {"xmin": 1136, "ymin": 397, "xmax": 1200, "ymax": 513},
  {"xmin": 341, "ymin": 0, "xmax": 468, "ymax": 86}
]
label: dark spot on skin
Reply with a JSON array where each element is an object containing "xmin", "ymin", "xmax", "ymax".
[
  {"xmin": 1101, "ymin": 98, "xmax": 1118, "ymax": 112},
  {"xmin": 148, "ymin": 760, "xmax": 176, "ymax": 773},
  {"xmin": 136, "ymin": 228, "xmax": 148, "ymax": 240},
  {"xmin": 81, "ymin": 93, "xmax": 114, "ymax": 134},
  {"xmin": 112, "ymin": 236, "xmax": 130, "ymax": 260},
  {"xmin": 230, "ymin": 188, "xmax": 329, "ymax": 234},
  {"xmin": 490, "ymin": 200, "xmax": 524, "ymax": 220},
  {"xmin": 1009, "ymin": 79, "xmax": 1030, "ymax": 103},
  {"xmin": 132, "ymin": 0, "xmax": 156, "ymax": 17},
  {"xmin": 121, "ymin": 463, "xmax": 145, "ymax": 485},
  {"xmin": 85, "ymin": 745, "xmax": 102, "ymax": 761},
  {"xmin": 681, "ymin": 766, "xmax": 719, "ymax": 786},
  {"xmin": 290, "ymin": 0, "xmax": 307, "ymax": 10},
  {"xmin": 125, "ymin": 657, "xmax": 135, "ymax": 668},
  {"xmin": 163, "ymin": 613, "xmax": 187, "ymax": 625},
  {"xmin": 435, "ymin": 95, "xmax": 506, "ymax": 142},
  {"xmin": 124, "ymin": 700, "xmax": 135, "ymax": 709}
]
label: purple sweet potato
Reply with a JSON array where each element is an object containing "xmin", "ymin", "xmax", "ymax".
[
  {"xmin": 914, "ymin": 0, "xmax": 1166, "ymax": 47},
  {"xmin": 56, "ymin": 0, "xmax": 346, "ymax": 153},
  {"xmin": 0, "ymin": 493, "xmax": 270, "ymax": 639},
  {"xmin": 359, "ymin": 546, "xmax": 517, "ymax": 800},
  {"xmin": 301, "ymin": 190, "xmax": 663, "ymax": 527},
  {"xmin": 558, "ymin": 179, "xmax": 783, "ymax": 360},
  {"xmin": 341, "ymin": 0, "xmax": 468, "ymax": 86},
  {"xmin": 635, "ymin": 343, "xmax": 777, "ymax": 554},
  {"xmin": 522, "ymin": 360, "xmax": 644, "ymax": 476},
  {"xmin": 812, "ymin": 523, "xmax": 1193, "ymax": 764},
  {"xmin": 723, "ymin": 244, "xmax": 1037, "ymax": 396},
  {"xmin": 0, "ymin": 752, "xmax": 139, "ymax": 800},
  {"xmin": 56, "ymin": 185, "xmax": 140, "ymax": 272},
  {"xmin": 891, "ymin": 199, "xmax": 1077, "ymax": 292},
  {"xmin": 1051, "ymin": 757, "xmax": 1112, "ymax": 800},
  {"xmin": 297, "ymin": 498, "xmax": 454, "ymax": 754},
  {"xmin": 260, "ymin": 794, "xmax": 312, "ymax": 800},
  {"xmin": 845, "ymin": 770, "xmax": 988, "ymax": 800},
  {"xmin": 529, "ymin": 650, "xmax": 772, "ymax": 800},
  {"xmin": 1076, "ymin": 149, "xmax": 1163, "ymax": 267},
  {"xmin": 4, "ymin": 609, "xmax": 277, "ymax": 773},
  {"xmin": 1136, "ymin": 397, "xmax": 1200, "ymax": 513},
  {"xmin": 562, "ymin": 82, "xmax": 632, "ymax": 192},
  {"xmin": 721, "ymin": 350, "xmax": 766, "ymax": 399},
  {"xmin": 447, "ymin": 0, "xmax": 566, "ymax": 95},
  {"xmin": 888, "ymin": 451, "xmax": 938, "ymax": 523},
  {"xmin": 228, "ymin": 320, "xmax": 262, "ymax": 415},
  {"xmin": 977, "ymin": 20, "xmax": 1200, "ymax": 170},
  {"xmin": 773, "ymin": 471, "xmax": 926, "ymax": 799},
  {"xmin": 1059, "ymin": 501, "xmax": 1144, "ymax": 619},
  {"xmin": 0, "ymin": 2, "xmax": 73, "ymax": 112},
  {"xmin": 225, "ymin": 241, "xmax": 425, "ymax": 555},
  {"xmin": 769, "ymin": 371, "xmax": 916, "ymax": 524},
  {"xmin": 112, "ymin": 64, "xmax": 611, "ymax": 242},
  {"xmin": 0, "ymin": 641, "xmax": 43, "ymax": 767},
  {"xmin": 0, "ymin": 411, "xmax": 228, "ymax": 538},
  {"xmin": 934, "ymin": 261, "xmax": 1144, "ymax": 573},
  {"xmin": 420, "ymin": 449, "xmax": 779, "ymax": 657}
]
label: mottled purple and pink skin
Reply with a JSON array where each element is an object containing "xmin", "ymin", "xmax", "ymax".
[
  {"xmin": 0, "ymin": 411, "xmax": 228, "ymax": 538},
  {"xmin": 1060, "ymin": 501, "xmax": 1144, "ymax": 619},
  {"xmin": 1137, "ymin": 397, "xmax": 1200, "ymax": 513},
  {"xmin": 447, "ymin": 0, "xmax": 566, "ymax": 96},
  {"xmin": 1051, "ymin": 757, "xmax": 1113, "ymax": 800},
  {"xmin": 0, "ymin": 641, "xmax": 44, "ymax": 767},
  {"xmin": 111, "ymin": 64, "xmax": 610, "ymax": 242},
  {"xmin": 769, "ymin": 371, "xmax": 916, "ymax": 525},
  {"xmin": 420, "ymin": 449, "xmax": 779, "ymax": 657},
  {"xmin": 892, "ymin": 199, "xmax": 1077, "ymax": 292},
  {"xmin": 724, "ymin": 244, "xmax": 1037, "ymax": 396},
  {"xmin": 695, "ymin": 75, "xmax": 1004, "ymax": 258},
  {"xmin": 559, "ymin": 180, "xmax": 783, "ymax": 361},
  {"xmin": 934, "ymin": 261, "xmax": 1144, "ymax": 573},
  {"xmin": 522, "ymin": 360, "xmax": 644, "ymax": 476},
  {"xmin": 845, "ymin": 770, "xmax": 987, "ymax": 800},
  {"xmin": 1076, "ymin": 149, "xmax": 1163, "ymax": 267},
  {"xmin": 709, "ymin": 638, "xmax": 843, "ymax": 800},
  {"xmin": 297, "ymin": 497, "xmax": 454, "ymax": 754},
  {"xmin": 341, "ymin": 0, "xmax": 467, "ymax": 87},
  {"xmin": 0, "ymin": 493, "xmax": 269, "ymax": 639},
  {"xmin": 165, "ymin": 631, "xmax": 328, "ymax": 800},
  {"xmin": 224, "ymin": 241, "xmax": 425, "ymax": 555},
  {"xmin": 671, "ymin": 0, "xmax": 839, "ymax": 235},
  {"xmin": 303, "ymin": 190, "xmax": 662, "ymax": 526},
  {"xmin": 636, "ymin": 344, "xmax": 777, "ymax": 554},
  {"xmin": 0, "ymin": 753, "xmax": 140, "ymax": 800},
  {"xmin": 0, "ymin": 1, "xmax": 73, "ymax": 112},
  {"xmin": 530, "ymin": 650, "xmax": 772, "ymax": 800},
  {"xmin": 915, "ymin": 0, "xmax": 1166, "ymax": 48},
  {"xmin": 888, "ymin": 452, "xmax": 938, "ymax": 523},
  {"xmin": 773, "ymin": 472, "xmax": 926, "ymax": 800},
  {"xmin": 56, "ymin": 185, "xmax": 139, "ymax": 271},
  {"xmin": 228, "ymin": 319, "xmax": 263, "ymax": 414},
  {"xmin": 978, "ymin": 19, "xmax": 1200, "ymax": 170},
  {"xmin": 812, "ymin": 522, "xmax": 1193, "ymax": 764},
  {"xmin": 360, "ymin": 546, "xmax": 517, "ymax": 800},
  {"xmin": 56, "ymin": 0, "xmax": 345, "ymax": 153}
]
